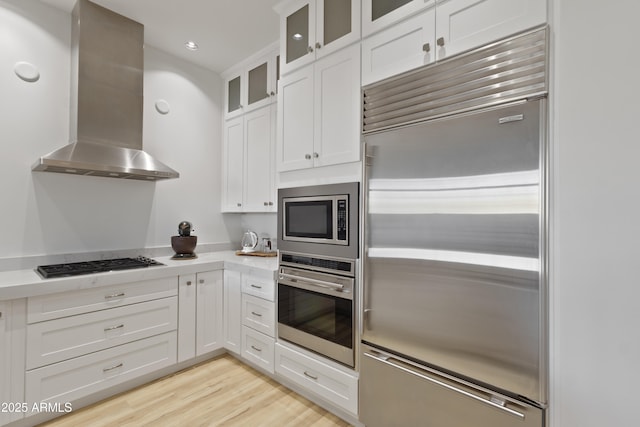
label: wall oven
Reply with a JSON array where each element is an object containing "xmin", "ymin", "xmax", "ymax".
[
  {"xmin": 277, "ymin": 251, "xmax": 356, "ymax": 367},
  {"xmin": 278, "ymin": 182, "xmax": 359, "ymax": 259}
]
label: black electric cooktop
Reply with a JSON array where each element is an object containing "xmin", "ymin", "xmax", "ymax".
[{"xmin": 36, "ymin": 256, "xmax": 164, "ymax": 279}]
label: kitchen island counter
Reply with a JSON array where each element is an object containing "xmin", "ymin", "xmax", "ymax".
[{"xmin": 0, "ymin": 251, "xmax": 277, "ymax": 301}]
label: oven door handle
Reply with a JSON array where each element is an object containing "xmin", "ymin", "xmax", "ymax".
[{"xmin": 279, "ymin": 272, "xmax": 345, "ymax": 292}]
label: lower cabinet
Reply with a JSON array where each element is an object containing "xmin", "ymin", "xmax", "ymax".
[
  {"xmin": 178, "ymin": 270, "xmax": 224, "ymax": 362},
  {"xmin": 25, "ymin": 332, "xmax": 177, "ymax": 405},
  {"xmin": 241, "ymin": 326, "xmax": 275, "ymax": 373},
  {"xmin": 223, "ymin": 270, "xmax": 243, "ymax": 354},
  {"xmin": 0, "ymin": 302, "xmax": 9, "ymax": 427},
  {"xmin": 275, "ymin": 343, "xmax": 358, "ymax": 415}
]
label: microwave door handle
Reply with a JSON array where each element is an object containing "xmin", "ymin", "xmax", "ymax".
[{"xmin": 279, "ymin": 273, "xmax": 345, "ymax": 292}]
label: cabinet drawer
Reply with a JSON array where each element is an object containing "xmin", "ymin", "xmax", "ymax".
[
  {"xmin": 25, "ymin": 331, "xmax": 177, "ymax": 406},
  {"xmin": 241, "ymin": 275, "xmax": 275, "ymax": 301},
  {"xmin": 275, "ymin": 342, "xmax": 358, "ymax": 415},
  {"xmin": 241, "ymin": 294, "xmax": 275, "ymax": 337},
  {"xmin": 242, "ymin": 326, "xmax": 274, "ymax": 374},
  {"xmin": 27, "ymin": 277, "xmax": 177, "ymax": 323},
  {"xmin": 26, "ymin": 297, "xmax": 178, "ymax": 369}
]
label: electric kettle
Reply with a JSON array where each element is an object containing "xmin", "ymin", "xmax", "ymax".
[{"xmin": 241, "ymin": 230, "xmax": 258, "ymax": 253}]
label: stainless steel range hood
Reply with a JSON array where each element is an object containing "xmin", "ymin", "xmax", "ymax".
[{"xmin": 32, "ymin": 0, "xmax": 179, "ymax": 181}]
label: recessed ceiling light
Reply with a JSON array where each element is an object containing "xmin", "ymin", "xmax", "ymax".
[
  {"xmin": 185, "ymin": 41, "xmax": 199, "ymax": 51},
  {"xmin": 292, "ymin": 33, "xmax": 303, "ymax": 41}
]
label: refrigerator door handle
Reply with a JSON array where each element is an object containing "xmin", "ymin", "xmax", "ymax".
[{"xmin": 363, "ymin": 351, "xmax": 526, "ymax": 420}]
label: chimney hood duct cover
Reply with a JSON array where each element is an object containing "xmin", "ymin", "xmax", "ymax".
[{"xmin": 32, "ymin": 0, "xmax": 179, "ymax": 181}]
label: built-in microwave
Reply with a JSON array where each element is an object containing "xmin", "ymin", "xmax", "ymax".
[{"xmin": 277, "ymin": 182, "xmax": 359, "ymax": 259}]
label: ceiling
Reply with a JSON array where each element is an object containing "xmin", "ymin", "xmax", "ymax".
[{"xmin": 40, "ymin": 0, "xmax": 282, "ymax": 74}]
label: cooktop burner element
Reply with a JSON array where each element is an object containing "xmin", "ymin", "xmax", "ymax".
[{"xmin": 36, "ymin": 256, "xmax": 164, "ymax": 279}]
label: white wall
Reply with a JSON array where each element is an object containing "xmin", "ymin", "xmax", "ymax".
[
  {"xmin": 550, "ymin": 1, "xmax": 640, "ymax": 426},
  {"xmin": 0, "ymin": 0, "xmax": 241, "ymax": 264}
]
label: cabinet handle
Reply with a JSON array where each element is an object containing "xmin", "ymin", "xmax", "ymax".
[
  {"xmin": 199, "ymin": 279, "xmax": 205, "ymax": 284},
  {"xmin": 104, "ymin": 324, "xmax": 124, "ymax": 332},
  {"xmin": 268, "ymin": 202, "xmax": 274, "ymax": 206},
  {"xmin": 105, "ymin": 292, "xmax": 125, "ymax": 300},
  {"xmin": 422, "ymin": 43, "xmax": 431, "ymax": 53},
  {"xmin": 237, "ymin": 203, "xmax": 242, "ymax": 207},
  {"xmin": 303, "ymin": 371, "xmax": 318, "ymax": 380},
  {"xmin": 250, "ymin": 284, "xmax": 263, "ymax": 289},
  {"xmin": 270, "ymin": 91, "xmax": 276, "ymax": 96},
  {"xmin": 437, "ymin": 37, "xmax": 445, "ymax": 47},
  {"xmin": 186, "ymin": 280, "xmax": 192, "ymax": 286},
  {"xmin": 251, "ymin": 345, "xmax": 263, "ymax": 352},
  {"xmin": 264, "ymin": 202, "xmax": 269, "ymax": 206},
  {"xmin": 315, "ymin": 42, "xmax": 322, "ymax": 49},
  {"xmin": 307, "ymin": 46, "xmax": 314, "ymax": 53},
  {"xmin": 305, "ymin": 154, "xmax": 311, "ymax": 160},
  {"xmin": 103, "ymin": 362, "xmax": 123, "ymax": 373},
  {"xmin": 313, "ymin": 152, "xmax": 319, "ymax": 158},
  {"xmin": 251, "ymin": 311, "xmax": 263, "ymax": 317}
]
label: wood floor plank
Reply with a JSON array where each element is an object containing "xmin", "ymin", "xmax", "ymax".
[{"xmin": 39, "ymin": 354, "xmax": 352, "ymax": 427}]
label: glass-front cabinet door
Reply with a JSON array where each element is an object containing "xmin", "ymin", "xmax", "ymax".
[
  {"xmin": 278, "ymin": 0, "xmax": 360, "ymax": 75},
  {"xmin": 245, "ymin": 51, "xmax": 278, "ymax": 113},
  {"xmin": 225, "ymin": 74, "xmax": 243, "ymax": 119},
  {"xmin": 363, "ymin": 0, "xmax": 435, "ymax": 37}
]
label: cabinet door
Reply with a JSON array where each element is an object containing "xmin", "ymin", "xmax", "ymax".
[
  {"xmin": 245, "ymin": 54, "xmax": 278, "ymax": 113},
  {"xmin": 363, "ymin": 0, "xmax": 436, "ymax": 37},
  {"xmin": 362, "ymin": 7, "xmax": 436, "ymax": 85},
  {"xmin": 222, "ymin": 117, "xmax": 244, "ymax": 212},
  {"xmin": 223, "ymin": 270, "xmax": 242, "ymax": 354},
  {"xmin": 177, "ymin": 274, "xmax": 196, "ymax": 362},
  {"xmin": 315, "ymin": 0, "xmax": 360, "ymax": 59},
  {"xmin": 313, "ymin": 43, "xmax": 361, "ymax": 167},
  {"xmin": 435, "ymin": 0, "xmax": 546, "ymax": 60},
  {"xmin": 280, "ymin": 0, "xmax": 316, "ymax": 75},
  {"xmin": 224, "ymin": 73, "xmax": 244, "ymax": 119},
  {"xmin": 196, "ymin": 271, "xmax": 223, "ymax": 356},
  {"xmin": 277, "ymin": 64, "xmax": 314, "ymax": 172},
  {"xmin": 244, "ymin": 106, "xmax": 275, "ymax": 211}
]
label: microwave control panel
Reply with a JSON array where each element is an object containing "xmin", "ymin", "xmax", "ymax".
[{"xmin": 337, "ymin": 198, "xmax": 348, "ymax": 241}]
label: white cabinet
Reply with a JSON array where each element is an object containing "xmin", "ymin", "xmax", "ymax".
[
  {"xmin": 224, "ymin": 47, "xmax": 279, "ymax": 119},
  {"xmin": 26, "ymin": 332, "xmax": 177, "ymax": 406},
  {"xmin": 275, "ymin": 342, "xmax": 358, "ymax": 415},
  {"xmin": 362, "ymin": 7, "xmax": 435, "ymax": 86},
  {"xmin": 277, "ymin": 43, "xmax": 361, "ymax": 172},
  {"xmin": 0, "ymin": 303, "xmax": 9, "ymax": 427},
  {"xmin": 178, "ymin": 270, "xmax": 224, "ymax": 362},
  {"xmin": 24, "ymin": 278, "xmax": 179, "ymax": 413},
  {"xmin": 232, "ymin": 270, "xmax": 277, "ymax": 374},
  {"xmin": 434, "ymin": 0, "xmax": 546, "ymax": 60},
  {"xmin": 276, "ymin": 0, "xmax": 360, "ymax": 75},
  {"xmin": 222, "ymin": 105, "xmax": 276, "ymax": 212},
  {"xmin": 223, "ymin": 270, "xmax": 242, "ymax": 354},
  {"xmin": 362, "ymin": 0, "xmax": 435, "ymax": 37},
  {"xmin": 362, "ymin": 0, "xmax": 546, "ymax": 85}
]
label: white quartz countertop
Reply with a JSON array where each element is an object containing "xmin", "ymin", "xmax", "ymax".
[{"xmin": 0, "ymin": 251, "xmax": 278, "ymax": 301}]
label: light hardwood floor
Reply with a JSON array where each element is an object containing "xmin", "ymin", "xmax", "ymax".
[{"xmin": 39, "ymin": 354, "xmax": 352, "ymax": 427}]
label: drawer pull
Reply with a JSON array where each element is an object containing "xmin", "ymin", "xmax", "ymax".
[
  {"xmin": 104, "ymin": 324, "xmax": 124, "ymax": 332},
  {"xmin": 250, "ymin": 284, "xmax": 263, "ymax": 289},
  {"xmin": 251, "ymin": 345, "xmax": 262, "ymax": 352},
  {"xmin": 105, "ymin": 292, "xmax": 125, "ymax": 300},
  {"xmin": 103, "ymin": 362, "xmax": 123, "ymax": 373},
  {"xmin": 303, "ymin": 371, "xmax": 318, "ymax": 380},
  {"xmin": 250, "ymin": 311, "xmax": 263, "ymax": 317}
]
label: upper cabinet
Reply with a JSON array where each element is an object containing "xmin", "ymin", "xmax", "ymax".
[
  {"xmin": 362, "ymin": 0, "xmax": 546, "ymax": 85},
  {"xmin": 224, "ymin": 45, "xmax": 280, "ymax": 119},
  {"xmin": 362, "ymin": 0, "xmax": 435, "ymax": 37},
  {"xmin": 276, "ymin": 0, "xmax": 361, "ymax": 75}
]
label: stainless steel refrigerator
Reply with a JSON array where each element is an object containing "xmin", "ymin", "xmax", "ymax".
[{"xmin": 359, "ymin": 28, "xmax": 548, "ymax": 427}]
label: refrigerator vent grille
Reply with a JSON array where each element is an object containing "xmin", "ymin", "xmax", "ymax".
[{"xmin": 362, "ymin": 26, "xmax": 548, "ymax": 133}]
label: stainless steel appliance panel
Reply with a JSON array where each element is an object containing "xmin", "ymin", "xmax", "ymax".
[
  {"xmin": 360, "ymin": 344, "xmax": 544, "ymax": 427},
  {"xmin": 363, "ymin": 99, "xmax": 545, "ymax": 402},
  {"xmin": 278, "ymin": 182, "xmax": 359, "ymax": 259}
]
